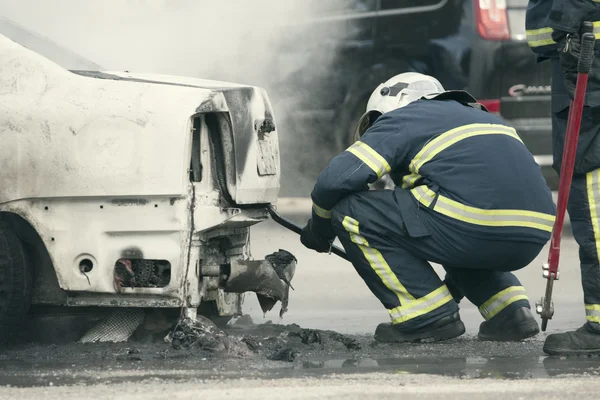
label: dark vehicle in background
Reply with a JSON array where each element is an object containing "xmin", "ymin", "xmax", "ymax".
[{"xmin": 273, "ymin": 0, "xmax": 556, "ymax": 194}]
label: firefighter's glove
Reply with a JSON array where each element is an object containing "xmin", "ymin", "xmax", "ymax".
[
  {"xmin": 300, "ymin": 219, "xmax": 333, "ymax": 253},
  {"xmin": 553, "ymin": 29, "xmax": 584, "ymax": 99}
]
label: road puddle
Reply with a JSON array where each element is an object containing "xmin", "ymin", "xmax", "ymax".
[{"xmin": 288, "ymin": 356, "xmax": 600, "ymax": 379}]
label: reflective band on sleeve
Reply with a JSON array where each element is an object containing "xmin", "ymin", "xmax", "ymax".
[
  {"xmin": 527, "ymin": 22, "xmax": 600, "ymax": 48},
  {"xmin": 586, "ymin": 304, "xmax": 600, "ymax": 324},
  {"xmin": 410, "ymin": 186, "xmax": 555, "ymax": 232},
  {"xmin": 401, "ymin": 172, "xmax": 422, "ymax": 189},
  {"xmin": 526, "ymin": 27, "xmax": 555, "ymax": 47},
  {"xmin": 585, "ymin": 169, "xmax": 600, "ymax": 264},
  {"xmin": 409, "ymin": 124, "xmax": 522, "ymax": 174},
  {"xmin": 479, "ymin": 286, "xmax": 529, "ymax": 320},
  {"xmin": 388, "ymin": 284, "xmax": 453, "ymax": 324},
  {"xmin": 342, "ymin": 216, "xmax": 414, "ymax": 304},
  {"xmin": 346, "ymin": 141, "xmax": 391, "ymax": 178},
  {"xmin": 312, "ymin": 202, "xmax": 332, "ymax": 219}
]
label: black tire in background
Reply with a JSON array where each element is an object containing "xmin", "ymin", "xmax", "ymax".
[
  {"xmin": 0, "ymin": 221, "xmax": 32, "ymax": 343},
  {"xmin": 335, "ymin": 95, "xmax": 369, "ymax": 154}
]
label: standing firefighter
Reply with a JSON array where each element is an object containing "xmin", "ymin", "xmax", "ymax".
[
  {"xmin": 300, "ymin": 72, "xmax": 556, "ymax": 343},
  {"xmin": 526, "ymin": 0, "xmax": 600, "ymax": 355}
]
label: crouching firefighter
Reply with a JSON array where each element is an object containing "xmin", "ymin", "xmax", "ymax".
[
  {"xmin": 300, "ymin": 72, "xmax": 557, "ymax": 343},
  {"xmin": 526, "ymin": 0, "xmax": 600, "ymax": 356}
]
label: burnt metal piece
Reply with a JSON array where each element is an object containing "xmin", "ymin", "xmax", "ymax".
[
  {"xmin": 265, "ymin": 249, "xmax": 296, "ymax": 290},
  {"xmin": 267, "ymin": 346, "xmax": 298, "ymax": 362},
  {"xmin": 113, "ymin": 259, "xmax": 171, "ymax": 290},
  {"xmin": 291, "ymin": 328, "xmax": 322, "ymax": 345},
  {"xmin": 222, "ymin": 251, "xmax": 297, "ymax": 317}
]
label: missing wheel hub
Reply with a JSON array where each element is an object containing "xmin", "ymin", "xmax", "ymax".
[{"xmin": 113, "ymin": 259, "xmax": 171, "ymax": 290}]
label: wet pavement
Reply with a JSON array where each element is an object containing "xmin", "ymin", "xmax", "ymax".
[
  {"xmin": 1, "ymin": 332, "xmax": 600, "ymax": 388},
  {"xmin": 1, "ymin": 213, "xmax": 599, "ymax": 398},
  {"xmin": 4, "ymin": 344, "xmax": 600, "ymax": 385}
]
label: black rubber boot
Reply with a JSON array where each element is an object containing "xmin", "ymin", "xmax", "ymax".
[
  {"xmin": 543, "ymin": 324, "xmax": 600, "ymax": 356},
  {"xmin": 374, "ymin": 312, "xmax": 465, "ymax": 343},
  {"xmin": 478, "ymin": 306, "xmax": 539, "ymax": 341}
]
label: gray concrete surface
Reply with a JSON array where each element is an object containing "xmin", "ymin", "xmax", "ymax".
[
  {"xmin": 2, "ymin": 209, "xmax": 598, "ymax": 399},
  {"xmin": 1, "ymin": 374, "xmax": 600, "ymax": 400}
]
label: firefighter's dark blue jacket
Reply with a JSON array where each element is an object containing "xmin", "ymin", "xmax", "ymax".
[
  {"xmin": 310, "ymin": 93, "xmax": 557, "ymax": 245},
  {"xmin": 526, "ymin": 1, "xmax": 600, "ymax": 173},
  {"xmin": 526, "ymin": 0, "xmax": 600, "ymax": 62}
]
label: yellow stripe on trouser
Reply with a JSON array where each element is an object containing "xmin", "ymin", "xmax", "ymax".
[
  {"xmin": 312, "ymin": 201, "xmax": 332, "ymax": 219},
  {"xmin": 585, "ymin": 170, "xmax": 600, "ymax": 264},
  {"xmin": 341, "ymin": 216, "xmax": 452, "ymax": 324},
  {"xmin": 342, "ymin": 216, "xmax": 414, "ymax": 305},
  {"xmin": 586, "ymin": 304, "xmax": 600, "ymax": 323},
  {"xmin": 388, "ymin": 285, "xmax": 454, "ymax": 324},
  {"xmin": 346, "ymin": 141, "xmax": 391, "ymax": 178},
  {"xmin": 479, "ymin": 286, "xmax": 529, "ymax": 320},
  {"xmin": 586, "ymin": 171, "xmax": 600, "ymax": 325},
  {"xmin": 410, "ymin": 186, "xmax": 555, "ymax": 232}
]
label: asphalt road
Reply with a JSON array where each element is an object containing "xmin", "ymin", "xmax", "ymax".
[{"xmin": 2, "ymin": 209, "xmax": 599, "ymax": 400}]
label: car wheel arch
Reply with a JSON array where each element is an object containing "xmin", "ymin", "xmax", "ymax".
[{"xmin": 0, "ymin": 212, "xmax": 65, "ymax": 308}]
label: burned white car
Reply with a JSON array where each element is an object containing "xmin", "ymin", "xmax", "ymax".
[{"xmin": 0, "ymin": 26, "xmax": 295, "ymax": 342}]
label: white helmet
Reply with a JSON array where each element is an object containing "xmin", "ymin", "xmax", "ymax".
[{"xmin": 354, "ymin": 72, "xmax": 445, "ymax": 140}]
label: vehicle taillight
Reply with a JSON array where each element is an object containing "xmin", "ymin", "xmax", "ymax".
[
  {"xmin": 474, "ymin": 0, "xmax": 509, "ymax": 41},
  {"xmin": 478, "ymin": 99, "xmax": 501, "ymax": 114}
]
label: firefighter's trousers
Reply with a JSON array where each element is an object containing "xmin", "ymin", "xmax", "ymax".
[
  {"xmin": 330, "ymin": 189, "xmax": 543, "ymax": 330},
  {"xmin": 551, "ymin": 59, "xmax": 600, "ymax": 331}
]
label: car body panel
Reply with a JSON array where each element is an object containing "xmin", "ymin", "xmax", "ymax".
[{"xmin": 0, "ymin": 32, "xmax": 283, "ymax": 313}]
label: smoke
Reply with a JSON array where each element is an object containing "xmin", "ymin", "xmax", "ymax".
[{"xmin": 0, "ymin": 0, "xmax": 352, "ymax": 196}]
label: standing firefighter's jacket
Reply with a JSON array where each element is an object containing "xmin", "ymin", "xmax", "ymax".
[
  {"xmin": 310, "ymin": 93, "xmax": 557, "ymax": 244},
  {"xmin": 526, "ymin": 0, "xmax": 600, "ymax": 175},
  {"xmin": 526, "ymin": 0, "xmax": 600, "ymax": 62}
]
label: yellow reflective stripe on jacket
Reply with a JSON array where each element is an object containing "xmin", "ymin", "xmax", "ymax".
[
  {"xmin": 479, "ymin": 286, "xmax": 529, "ymax": 320},
  {"xmin": 409, "ymin": 124, "xmax": 522, "ymax": 174},
  {"xmin": 410, "ymin": 186, "xmax": 556, "ymax": 232},
  {"xmin": 346, "ymin": 141, "xmax": 391, "ymax": 178},
  {"xmin": 312, "ymin": 202, "xmax": 332, "ymax": 219},
  {"xmin": 527, "ymin": 22, "xmax": 600, "ymax": 48},
  {"xmin": 526, "ymin": 27, "xmax": 555, "ymax": 47},
  {"xmin": 434, "ymin": 195, "xmax": 556, "ymax": 232},
  {"xmin": 389, "ymin": 285, "xmax": 453, "ymax": 325},
  {"xmin": 585, "ymin": 169, "xmax": 600, "ymax": 263},
  {"xmin": 586, "ymin": 304, "xmax": 600, "ymax": 323},
  {"xmin": 342, "ymin": 216, "xmax": 414, "ymax": 304},
  {"xmin": 411, "ymin": 185, "xmax": 436, "ymax": 207},
  {"xmin": 401, "ymin": 172, "xmax": 422, "ymax": 189}
]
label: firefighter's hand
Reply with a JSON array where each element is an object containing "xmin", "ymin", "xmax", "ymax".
[
  {"xmin": 553, "ymin": 29, "xmax": 582, "ymax": 98},
  {"xmin": 300, "ymin": 219, "xmax": 333, "ymax": 253}
]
